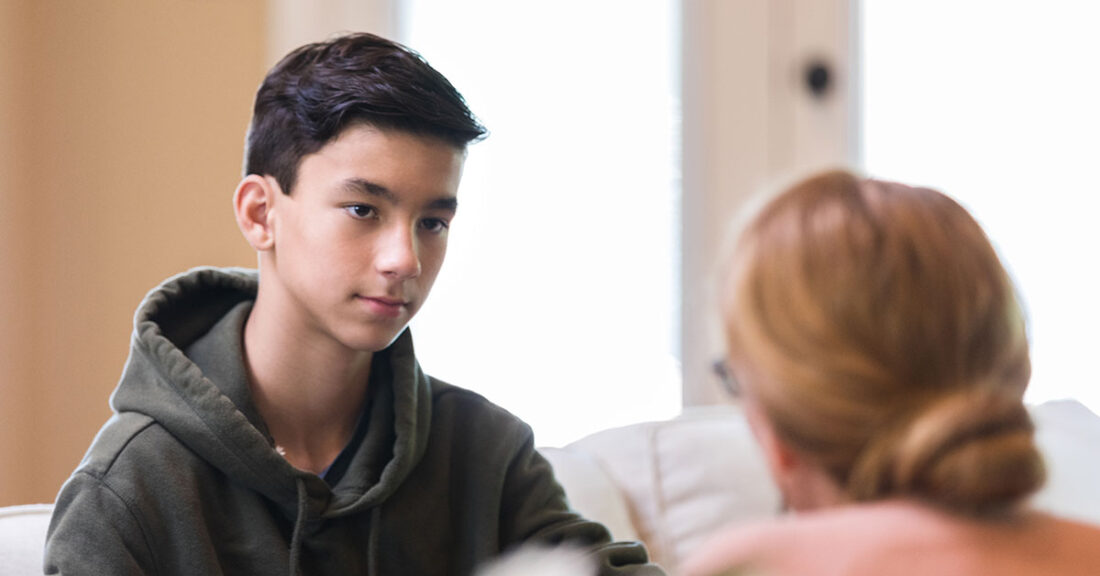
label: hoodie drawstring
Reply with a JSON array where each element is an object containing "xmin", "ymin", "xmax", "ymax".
[{"xmin": 289, "ymin": 477, "xmax": 308, "ymax": 576}]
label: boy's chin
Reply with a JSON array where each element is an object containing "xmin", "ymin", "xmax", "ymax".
[{"xmin": 337, "ymin": 325, "xmax": 410, "ymax": 354}]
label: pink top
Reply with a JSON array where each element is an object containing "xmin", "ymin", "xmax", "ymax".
[{"xmin": 680, "ymin": 500, "xmax": 1100, "ymax": 576}]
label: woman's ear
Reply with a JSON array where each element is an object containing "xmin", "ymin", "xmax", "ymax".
[
  {"xmin": 233, "ymin": 175, "xmax": 279, "ymax": 251},
  {"xmin": 744, "ymin": 400, "xmax": 799, "ymax": 483},
  {"xmin": 745, "ymin": 401, "xmax": 844, "ymax": 512}
]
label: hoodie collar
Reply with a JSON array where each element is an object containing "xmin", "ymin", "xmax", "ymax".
[{"xmin": 110, "ymin": 267, "xmax": 433, "ymax": 519}]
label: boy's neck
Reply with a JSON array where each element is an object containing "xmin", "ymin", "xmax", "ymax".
[{"xmin": 241, "ymin": 295, "xmax": 374, "ymax": 476}]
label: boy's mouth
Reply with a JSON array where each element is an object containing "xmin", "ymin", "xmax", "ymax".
[{"xmin": 357, "ymin": 295, "xmax": 410, "ymax": 318}]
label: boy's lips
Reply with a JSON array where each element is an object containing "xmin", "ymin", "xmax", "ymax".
[
  {"xmin": 366, "ymin": 295, "xmax": 408, "ymax": 306},
  {"xmin": 358, "ymin": 295, "xmax": 410, "ymax": 318}
]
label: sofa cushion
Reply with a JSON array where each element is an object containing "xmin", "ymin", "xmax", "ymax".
[
  {"xmin": 0, "ymin": 503, "xmax": 52, "ymax": 576},
  {"xmin": 1031, "ymin": 399, "xmax": 1100, "ymax": 526},
  {"xmin": 560, "ymin": 405, "xmax": 781, "ymax": 570},
  {"xmin": 539, "ymin": 446, "xmax": 640, "ymax": 542}
]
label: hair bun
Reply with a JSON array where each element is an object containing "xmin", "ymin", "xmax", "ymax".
[{"xmin": 849, "ymin": 387, "xmax": 1045, "ymax": 515}]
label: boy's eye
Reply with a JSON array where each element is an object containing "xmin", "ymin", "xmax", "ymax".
[
  {"xmin": 345, "ymin": 204, "xmax": 377, "ymax": 219},
  {"xmin": 420, "ymin": 218, "xmax": 450, "ymax": 233}
]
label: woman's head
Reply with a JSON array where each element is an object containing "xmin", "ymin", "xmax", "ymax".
[{"xmin": 721, "ymin": 169, "xmax": 1043, "ymax": 515}]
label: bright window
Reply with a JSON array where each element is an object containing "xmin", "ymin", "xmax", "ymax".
[
  {"xmin": 401, "ymin": 1, "xmax": 682, "ymax": 446},
  {"xmin": 861, "ymin": 1, "xmax": 1100, "ymax": 413}
]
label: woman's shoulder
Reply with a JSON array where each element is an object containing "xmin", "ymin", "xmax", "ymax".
[
  {"xmin": 679, "ymin": 503, "xmax": 896, "ymax": 576},
  {"xmin": 681, "ymin": 500, "xmax": 1100, "ymax": 576},
  {"xmin": 1024, "ymin": 512, "xmax": 1100, "ymax": 568}
]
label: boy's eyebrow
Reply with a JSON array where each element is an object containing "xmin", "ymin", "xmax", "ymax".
[
  {"xmin": 341, "ymin": 177, "xmax": 458, "ymax": 213},
  {"xmin": 342, "ymin": 177, "xmax": 396, "ymax": 203}
]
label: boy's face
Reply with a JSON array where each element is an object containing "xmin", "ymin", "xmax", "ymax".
[{"xmin": 263, "ymin": 124, "xmax": 465, "ymax": 353}]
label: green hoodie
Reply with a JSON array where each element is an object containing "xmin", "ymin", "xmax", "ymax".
[{"xmin": 45, "ymin": 267, "xmax": 662, "ymax": 575}]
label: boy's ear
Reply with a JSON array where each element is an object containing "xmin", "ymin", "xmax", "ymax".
[{"xmin": 233, "ymin": 175, "xmax": 280, "ymax": 251}]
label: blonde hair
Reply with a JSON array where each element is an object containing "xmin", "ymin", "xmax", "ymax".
[{"xmin": 722, "ymin": 169, "xmax": 1043, "ymax": 515}]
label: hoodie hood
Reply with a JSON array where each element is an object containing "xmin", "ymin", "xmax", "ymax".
[{"xmin": 109, "ymin": 266, "xmax": 432, "ymax": 521}]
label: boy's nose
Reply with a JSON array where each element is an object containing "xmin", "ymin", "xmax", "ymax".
[{"xmin": 376, "ymin": 225, "xmax": 421, "ymax": 279}]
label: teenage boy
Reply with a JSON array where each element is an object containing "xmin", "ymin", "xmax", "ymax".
[{"xmin": 45, "ymin": 33, "xmax": 662, "ymax": 575}]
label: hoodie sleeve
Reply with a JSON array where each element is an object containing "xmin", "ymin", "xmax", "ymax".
[
  {"xmin": 499, "ymin": 432, "xmax": 666, "ymax": 575},
  {"xmin": 45, "ymin": 472, "xmax": 157, "ymax": 576}
]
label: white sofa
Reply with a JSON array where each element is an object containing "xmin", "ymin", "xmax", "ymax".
[
  {"xmin": 3, "ymin": 400, "xmax": 1098, "ymax": 576},
  {"xmin": 541, "ymin": 399, "xmax": 1100, "ymax": 572},
  {"xmin": 0, "ymin": 504, "xmax": 52, "ymax": 576}
]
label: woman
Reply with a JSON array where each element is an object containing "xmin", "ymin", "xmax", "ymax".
[{"xmin": 682, "ymin": 170, "xmax": 1100, "ymax": 576}]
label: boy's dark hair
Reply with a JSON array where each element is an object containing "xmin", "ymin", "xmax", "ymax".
[{"xmin": 244, "ymin": 32, "xmax": 487, "ymax": 194}]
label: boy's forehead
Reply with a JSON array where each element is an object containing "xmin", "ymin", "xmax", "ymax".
[
  {"xmin": 321, "ymin": 123, "xmax": 467, "ymax": 162},
  {"xmin": 333, "ymin": 121, "xmax": 468, "ymax": 155},
  {"xmin": 296, "ymin": 124, "xmax": 466, "ymax": 201}
]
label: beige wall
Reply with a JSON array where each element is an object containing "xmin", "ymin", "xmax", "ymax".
[
  {"xmin": 0, "ymin": 0, "xmax": 266, "ymax": 506},
  {"xmin": 1, "ymin": 0, "xmax": 36, "ymax": 505}
]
